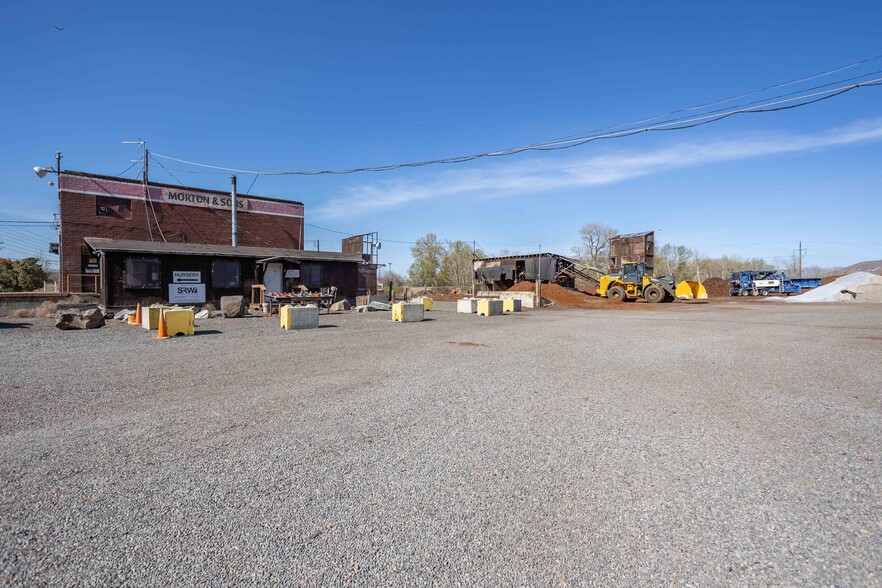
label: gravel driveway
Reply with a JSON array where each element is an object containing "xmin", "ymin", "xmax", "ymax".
[{"xmin": 2, "ymin": 302, "xmax": 880, "ymax": 585}]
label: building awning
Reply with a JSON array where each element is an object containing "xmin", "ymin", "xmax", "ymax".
[{"xmin": 84, "ymin": 237, "xmax": 364, "ymax": 263}]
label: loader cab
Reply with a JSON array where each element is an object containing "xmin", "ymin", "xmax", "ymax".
[{"xmin": 621, "ymin": 262, "xmax": 646, "ymax": 284}]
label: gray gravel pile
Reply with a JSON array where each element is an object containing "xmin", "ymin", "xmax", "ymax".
[{"xmin": 1, "ymin": 303, "xmax": 881, "ymax": 585}]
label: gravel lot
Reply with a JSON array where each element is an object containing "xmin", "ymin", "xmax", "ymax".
[{"xmin": 2, "ymin": 302, "xmax": 880, "ymax": 585}]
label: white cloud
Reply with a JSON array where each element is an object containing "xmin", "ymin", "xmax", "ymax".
[{"xmin": 312, "ymin": 118, "xmax": 882, "ymax": 220}]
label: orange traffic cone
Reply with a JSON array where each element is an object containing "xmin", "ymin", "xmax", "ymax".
[
  {"xmin": 134, "ymin": 302, "xmax": 142, "ymax": 326},
  {"xmin": 156, "ymin": 309, "xmax": 170, "ymax": 340}
]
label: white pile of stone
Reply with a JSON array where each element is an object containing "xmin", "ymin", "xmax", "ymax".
[{"xmin": 782, "ymin": 272, "xmax": 882, "ymax": 303}]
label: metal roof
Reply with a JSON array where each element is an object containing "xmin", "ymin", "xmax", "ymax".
[
  {"xmin": 613, "ymin": 231, "xmax": 654, "ymax": 239},
  {"xmin": 84, "ymin": 237, "xmax": 364, "ymax": 263}
]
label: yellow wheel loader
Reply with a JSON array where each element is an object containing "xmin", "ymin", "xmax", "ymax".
[{"xmin": 597, "ymin": 262, "xmax": 707, "ymax": 302}]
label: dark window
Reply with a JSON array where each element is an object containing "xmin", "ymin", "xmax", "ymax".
[
  {"xmin": 301, "ymin": 263, "xmax": 321, "ymax": 287},
  {"xmin": 125, "ymin": 258, "xmax": 161, "ymax": 288},
  {"xmin": 96, "ymin": 196, "xmax": 132, "ymax": 219},
  {"xmin": 212, "ymin": 260, "xmax": 240, "ymax": 288}
]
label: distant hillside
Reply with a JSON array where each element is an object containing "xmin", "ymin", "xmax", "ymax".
[{"xmin": 840, "ymin": 260, "xmax": 882, "ymax": 275}]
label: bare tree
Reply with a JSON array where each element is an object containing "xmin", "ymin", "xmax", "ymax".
[
  {"xmin": 573, "ymin": 222, "xmax": 618, "ymax": 271},
  {"xmin": 440, "ymin": 240, "xmax": 478, "ymax": 288}
]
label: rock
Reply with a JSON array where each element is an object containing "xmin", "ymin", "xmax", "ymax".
[
  {"xmin": 194, "ymin": 310, "xmax": 210, "ymax": 319},
  {"xmin": 113, "ymin": 309, "xmax": 134, "ymax": 321},
  {"xmin": 55, "ymin": 308, "xmax": 105, "ymax": 330},
  {"xmin": 330, "ymin": 299, "xmax": 351, "ymax": 312},
  {"xmin": 220, "ymin": 295, "xmax": 246, "ymax": 318}
]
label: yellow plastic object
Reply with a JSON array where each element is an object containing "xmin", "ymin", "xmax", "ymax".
[
  {"xmin": 280, "ymin": 304, "xmax": 292, "ymax": 329},
  {"xmin": 141, "ymin": 306, "xmax": 170, "ymax": 330},
  {"xmin": 477, "ymin": 299, "xmax": 503, "ymax": 316},
  {"xmin": 502, "ymin": 299, "xmax": 520, "ymax": 313},
  {"xmin": 675, "ymin": 280, "xmax": 708, "ymax": 300},
  {"xmin": 418, "ymin": 297, "xmax": 433, "ymax": 311},
  {"xmin": 163, "ymin": 309, "xmax": 195, "ymax": 336},
  {"xmin": 392, "ymin": 302, "xmax": 405, "ymax": 322}
]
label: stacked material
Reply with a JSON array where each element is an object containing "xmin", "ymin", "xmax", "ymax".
[
  {"xmin": 702, "ymin": 277, "xmax": 729, "ymax": 298},
  {"xmin": 777, "ymin": 272, "xmax": 882, "ymax": 303},
  {"xmin": 508, "ymin": 282, "xmax": 596, "ymax": 307}
]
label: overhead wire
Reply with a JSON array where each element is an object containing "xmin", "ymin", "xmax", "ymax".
[
  {"xmin": 151, "ymin": 156, "xmax": 278, "ymax": 249},
  {"xmin": 149, "ymin": 74, "xmax": 882, "ymax": 177}
]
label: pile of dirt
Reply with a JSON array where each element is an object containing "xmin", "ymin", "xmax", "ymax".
[
  {"xmin": 509, "ymin": 282, "xmax": 599, "ymax": 307},
  {"xmin": 702, "ymin": 277, "xmax": 730, "ymax": 298}
]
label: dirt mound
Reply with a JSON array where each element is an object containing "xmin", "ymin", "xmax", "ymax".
[
  {"xmin": 702, "ymin": 277, "xmax": 729, "ymax": 298},
  {"xmin": 509, "ymin": 282, "xmax": 598, "ymax": 307}
]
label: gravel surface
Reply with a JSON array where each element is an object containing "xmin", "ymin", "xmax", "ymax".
[{"xmin": 2, "ymin": 302, "xmax": 881, "ymax": 585}]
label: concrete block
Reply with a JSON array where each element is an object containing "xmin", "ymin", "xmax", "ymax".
[
  {"xmin": 477, "ymin": 291, "xmax": 536, "ymax": 308},
  {"xmin": 392, "ymin": 302, "xmax": 425, "ymax": 323},
  {"xmin": 457, "ymin": 298, "xmax": 478, "ymax": 314},
  {"xmin": 141, "ymin": 306, "xmax": 170, "ymax": 330},
  {"xmin": 503, "ymin": 299, "xmax": 522, "ymax": 313},
  {"xmin": 281, "ymin": 304, "xmax": 320, "ymax": 330},
  {"xmin": 164, "ymin": 309, "xmax": 195, "ymax": 336},
  {"xmin": 477, "ymin": 299, "xmax": 503, "ymax": 316},
  {"xmin": 414, "ymin": 296, "xmax": 433, "ymax": 311}
]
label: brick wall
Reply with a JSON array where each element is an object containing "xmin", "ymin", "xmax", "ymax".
[{"xmin": 58, "ymin": 172, "xmax": 304, "ymax": 290}]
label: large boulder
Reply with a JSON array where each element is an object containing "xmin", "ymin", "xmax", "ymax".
[
  {"xmin": 330, "ymin": 299, "xmax": 351, "ymax": 312},
  {"xmin": 55, "ymin": 308, "xmax": 105, "ymax": 330},
  {"xmin": 220, "ymin": 295, "xmax": 246, "ymax": 318}
]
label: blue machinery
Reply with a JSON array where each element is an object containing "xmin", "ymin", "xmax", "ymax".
[{"xmin": 729, "ymin": 270, "xmax": 822, "ymax": 296}]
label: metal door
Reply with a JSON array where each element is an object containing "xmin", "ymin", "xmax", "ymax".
[{"xmin": 264, "ymin": 263, "xmax": 283, "ymax": 292}]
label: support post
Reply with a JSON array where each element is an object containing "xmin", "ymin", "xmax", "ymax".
[
  {"xmin": 231, "ymin": 175, "xmax": 237, "ymax": 247},
  {"xmin": 536, "ymin": 245, "xmax": 541, "ymax": 308}
]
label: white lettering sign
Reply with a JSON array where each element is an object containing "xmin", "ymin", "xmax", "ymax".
[
  {"xmin": 173, "ymin": 271, "xmax": 201, "ymax": 283},
  {"xmin": 284, "ymin": 269, "xmax": 300, "ymax": 278},
  {"xmin": 169, "ymin": 283, "xmax": 206, "ymax": 303}
]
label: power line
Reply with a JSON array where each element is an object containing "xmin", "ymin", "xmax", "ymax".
[
  {"xmin": 149, "ymin": 73, "xmax": 882, "ymax": 177},
  {"xmin": 152, "ymin": 156, "xmax": 278, "ymax": 249},
  {"xmin": 304, "ymin": 223, "xmax": 354, "ymax": 236}
]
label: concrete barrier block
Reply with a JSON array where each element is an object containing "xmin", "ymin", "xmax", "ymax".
[
  {"xmin": 164, "ymin": 309, "xmax": 195, "ymax": 336},
  {"xmin": 503, "ymin": 299, "xmax": 522, "ymax": 313},
  {"xmin": 393, "ymin": 302, "xmax": 425, "ymax": 323},
  {"xmin": 281, "ymin": 304, "xmax": 320, "ymax": 330},
  {"xmin": 414, "ymin": 296, "xmax": 433, "ymax": 311},
  {"xmin": 477, "ymin": 299, "xmax": 503, "ymax": 316},
  {"xmin": 457, "ymin": 298, "xmax": 478, "ymax": 314},
  {"xmin": 141, "ymin": 306, "xmax": 171, "ymax": 330}
]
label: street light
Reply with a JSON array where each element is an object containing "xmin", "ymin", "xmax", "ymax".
[{"xmin": 33, "ymin": 166, "xmax": 55, "ymax": 179}]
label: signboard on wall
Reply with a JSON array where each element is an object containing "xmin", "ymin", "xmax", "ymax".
[
  {"xmin": 169, "ymin": 283, "xmax": 206, "ymax": 304},
  {"xmin": 284, "ymin": 269, "xmax": 300, "ymax": 278},
  {"xmin": 173, "ymin": 271, "xmax": 201, "ymax": 283}
]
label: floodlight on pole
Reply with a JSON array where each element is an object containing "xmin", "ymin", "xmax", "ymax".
[{"xmin": 33, "ymin": 166, "xmax": 54, "ymax": 179}]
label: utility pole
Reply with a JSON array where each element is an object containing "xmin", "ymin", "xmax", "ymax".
[
  {"xmin": 231, "ymin": 175, "xmax": 237, "ymax": 247},
  {"xmin": 143, "ymin": 144, "xmax": 153, "ymax": 241},
  {"xmin": 536, "ymin": 244, "xmax": 541, "ymax": 308},
  {"xmin": 55, "ymin": 151, "xmax": 62, "ymax": 288},
  {"xmin": 798, "ymin": 240, "xmax": 806, "ymax": 278}
]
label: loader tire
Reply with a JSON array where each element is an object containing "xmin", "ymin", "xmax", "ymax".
[
  {"xmin": 644, "ymin": 285, "xmax": 665, "ymax": 303},
  {"xmin": 607, "ymin": 286, "xmax": 626, "ymax": 302}
]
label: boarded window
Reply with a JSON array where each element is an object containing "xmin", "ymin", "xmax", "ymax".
[
  {"xmin": 212, "ymin": 260, "xmax": 240, "ymax": 288},
  {"xmin": 96, "ymin": 196, "xmax": 132, "ymax": 219},
  {"xmin": 125, "ymin": 258, "xmax": 161, "ymax": 288},
  {"xmin": 300, "ymin": 263, "xmax": 321, "ymax": 287}
]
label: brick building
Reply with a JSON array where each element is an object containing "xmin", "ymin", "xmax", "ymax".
[{"xmin": 57, "ymin": 171, "xmax": 377, "ymax": 307}]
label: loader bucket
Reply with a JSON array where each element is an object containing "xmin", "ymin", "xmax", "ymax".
[{"xmin": 675, "ymin": 280, "xmax": 708, "ymax": 300}]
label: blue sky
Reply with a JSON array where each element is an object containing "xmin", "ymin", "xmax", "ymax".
[{"xmin": 1, "ymin": 1, "xmax": 881, "ymax": 273}]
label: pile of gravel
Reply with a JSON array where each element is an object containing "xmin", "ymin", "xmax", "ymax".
[{"xmin": 778, "ymin": 271, "xmax": 881, "ymax": 303}]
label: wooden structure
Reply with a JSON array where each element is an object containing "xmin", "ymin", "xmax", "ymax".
[
  {"xmin": 84, "ymin": 238, "xmax": 368, "ymax": 308},
  {"xmin": 609, "ymin": 231, "xmax": 655, "ymax": 275}
]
